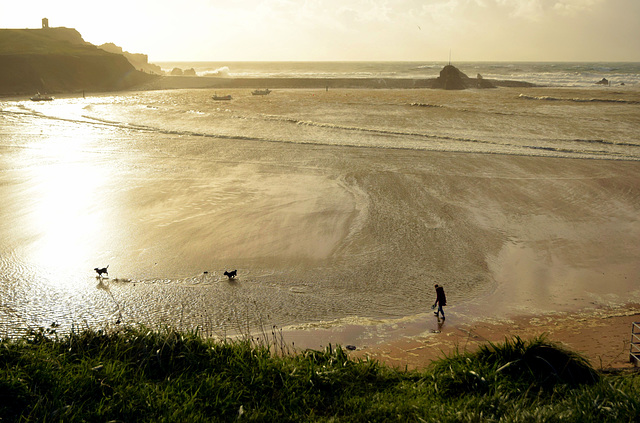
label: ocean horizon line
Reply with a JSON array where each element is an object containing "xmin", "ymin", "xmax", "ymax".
[{"xmin": 146, "ymin": 61, "xmax": 640, "ymax": 88}]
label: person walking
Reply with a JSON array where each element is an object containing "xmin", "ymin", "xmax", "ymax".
[{"xmin": 433, "ymin": 284, "xmax": 446, "ymax": 320}]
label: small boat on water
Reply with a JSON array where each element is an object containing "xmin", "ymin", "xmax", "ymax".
[
  {"xmin": 30, "ymin": 92, "xmax": 54, "ymax": 101},
  {"xmin": 252, "ymin": 89, "xmax": 271, "ymax": 96},
  {"xmin": 212, "ymin": 94, "xmax": 232, "ymax": 101}
]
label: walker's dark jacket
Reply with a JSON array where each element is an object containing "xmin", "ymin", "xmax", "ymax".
[{"xmin": 436, "ymin": 286, "xmax": 447, "ymax": 306}]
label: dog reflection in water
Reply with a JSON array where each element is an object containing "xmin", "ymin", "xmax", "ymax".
[
  {"xmin": 94, "ymin": 265, "xmax": 109, "ymax": 278},
  {"xmin": 224, "ymin": 270, "xmax": 237, "ymax": 280}
]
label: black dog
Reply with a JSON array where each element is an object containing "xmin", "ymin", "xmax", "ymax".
[
  {"xmin": 94, "ymin": 265, "xmax": 109, "ymax": 278},
  {"xmin": 223, "ymin": 270, "xmax": 237, "ymax": 280}
]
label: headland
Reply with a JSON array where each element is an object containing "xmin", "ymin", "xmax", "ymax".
[
  {"xmin": 0, "ymin": 25, "xmax": 536, "ymax": 96},
  {"xmin": 0, "ymin": 27, "xmax": 155, "ymax": 96}
]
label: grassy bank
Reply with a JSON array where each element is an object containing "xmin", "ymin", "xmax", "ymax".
[{"xmin": 1, "ymin": 326, "xmax": 638, "ymax": 422}]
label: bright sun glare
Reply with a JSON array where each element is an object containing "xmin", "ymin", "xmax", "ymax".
[{"xmin": 23, "ymin": 105, "xmax": 108, "ymax": 281}]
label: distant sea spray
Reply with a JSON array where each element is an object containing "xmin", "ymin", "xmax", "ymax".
[{"xmin": 201, "ymin": 66, "xmax": 230, "ymax": 77}]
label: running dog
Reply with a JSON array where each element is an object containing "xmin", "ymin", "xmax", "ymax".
[
  {"xmin": 94, "ymin": 265, "xmax": 109, "ymax": 278},
  {"xmin": 223, "ymin": 270, "xmax": 237, "ymax": 279}
]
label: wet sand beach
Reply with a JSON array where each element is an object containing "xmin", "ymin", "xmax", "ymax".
[
  {"xmin": 283, "ymin": 304, "xmax": 640, "ymax": 371},
  {"xmin": 1, "ymin": 86, "xmax": 639, "ymax": 367}
]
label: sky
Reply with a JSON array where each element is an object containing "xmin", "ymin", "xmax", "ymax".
[{"xmin": 2, "ymin": 0, "xmax": 639, "ymax": 62}]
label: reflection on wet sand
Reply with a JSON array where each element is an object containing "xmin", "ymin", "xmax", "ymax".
[{"xmin": 0, "ymin": 88, "xmax": 639, "ymax": 344}]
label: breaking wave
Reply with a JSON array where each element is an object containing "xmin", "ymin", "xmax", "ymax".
[
  {"xmin": 518, "ymin": 94, "xmax": 640, "ymax": 104},
  {"xmin": 3, "ymin": 103, "xmax": 640, "ymax": 161},
  {"xmin": 410, "ymin": 102, "xmax": 443, "ymax": 108},
  {"xmin": 202, "ymin": 66, "xmax": 230, "ymax": 77}
]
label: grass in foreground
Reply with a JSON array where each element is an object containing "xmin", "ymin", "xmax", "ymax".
[{"xmin": 1, "ymin": 326, "xmax": 639, "ymax": 422}]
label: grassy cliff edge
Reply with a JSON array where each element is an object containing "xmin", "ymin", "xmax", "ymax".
[{"xmin": 0, "ymin": 326, "xmax": 638, "ymax": 422}]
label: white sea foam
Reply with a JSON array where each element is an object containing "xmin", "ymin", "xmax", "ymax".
[
  {"xmin": 201, "ymin": 66, "xmax": 230, "ymax": 77},
  {"xmin": 4, "ymin": 84, "xmax": 639, "ymax": 160}
]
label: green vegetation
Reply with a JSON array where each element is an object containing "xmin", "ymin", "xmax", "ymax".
[{"xmin": 1, "ymin": 326, "xmax": 638, "ymax": 422}]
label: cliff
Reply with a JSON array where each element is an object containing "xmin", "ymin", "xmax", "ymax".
[
  {"xmin": 0, "ymin": 27, "xmax": 156, "ymax": 95},
  {"xmin": 98, "ymin": 42, "xmax": 163, "ymax": 75}
]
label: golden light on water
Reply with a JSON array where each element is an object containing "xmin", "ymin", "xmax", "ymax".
[{"xmin": 22, "ymin": 119, "xmax": 108, "ymax": 283}]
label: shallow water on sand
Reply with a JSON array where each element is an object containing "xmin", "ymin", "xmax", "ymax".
[{"xmin": 1, "ymin": 87, "xmax": 640, "ymax": 339}]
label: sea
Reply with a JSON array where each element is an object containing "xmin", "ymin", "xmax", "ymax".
[
  {"xmin": 1, "ymin": 61, "xmax": 639, "ymax": 343},
  {"xmin": 157, "ymin": 61, "xmax": 640, "ymax": 88}
]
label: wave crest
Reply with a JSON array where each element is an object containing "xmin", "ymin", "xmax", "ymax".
[
  {"xmin": 202, "ymin": 66, "xmax": 230, "ymax": 77},
  {"xmin": 518, "ymin": 94, "xmax": 640, "ymax": 104}
]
